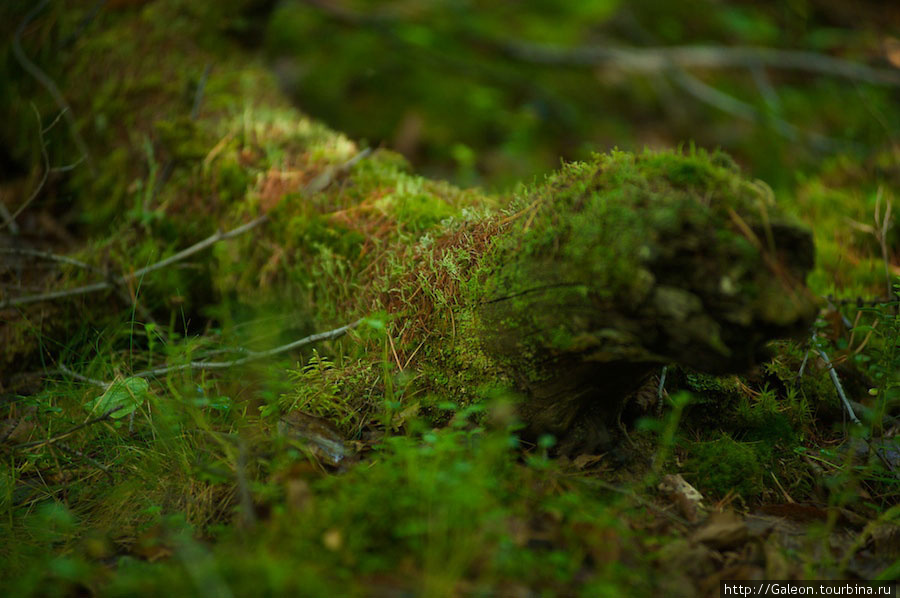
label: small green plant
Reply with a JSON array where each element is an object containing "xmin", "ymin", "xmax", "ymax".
[{"xmin": 270, "ymin": 350, "xmax": 356, "ymax": 429}]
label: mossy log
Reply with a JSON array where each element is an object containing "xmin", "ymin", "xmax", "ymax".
[
  {"xmin": 462, "ymin": 154, "xmax": 817, "ymax": 450},
  {"xmin": 0, "ymin": 1, "xmax": 816, "ymax": 450}
]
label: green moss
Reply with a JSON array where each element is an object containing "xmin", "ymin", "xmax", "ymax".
[
  {"xmin": 685, "ymin": 433, "xmax": 765, "ymax": 498},
  {"xmin": 378, "ymin": 183, "xmax": 458, "ymax": 233},
  {"xmin": 153, "ymin": 117, "xmax": 212, "ymax": 162}
]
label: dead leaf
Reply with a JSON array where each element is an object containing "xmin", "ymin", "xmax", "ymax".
[
  {"xmin": 572, "ymin": 453, "xmax": 606, "ymax": 470},
  {"xmin": 657, "ymin": 538, "xmax": 719, "ymax": 578},
  {"xmin": 0, "ymin": 410, "xmax": 35, "ymax": 444},
  {"xmin": 132, "ymin": 525, "xmax": 173, "ymax": 562},
  {"xmin": 659, "ymin": 473, "xmax": 705, "ymax": 522},
  {"xmin": 392, "ymin": 401, "xmax": 420, "ymax": 432},
  {"xmin": 323, "ymin": 528, "xmax": 343, "ymax": 551},
  {"xmin": 692, "ymin": 511, "xmax": 749, "ymax": 550},
  {"xmin": 885, "ymin": 37, "xmax": 900, "ymax": 68},
  {"xmin": 285, "ymin": 478, "xmax": 313, "ymax": 512}
]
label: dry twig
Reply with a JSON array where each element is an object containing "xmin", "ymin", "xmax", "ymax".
[
  {"xmin": 12, "ymin": 0, "xmax": 94, "ymax": 173},
  {"xmin": 54, "ymin": 319, "xmax": 363, "ymax": 389},
  {"xmin": 502, "ymin": 42, "xmax": 900, "ymax": 86},
  {"xmin": 0, "ymin": 247, "xmax": 97, "ymax": 272},
  {"xmin": 0, "ymin": 105, "xmax": 50, "ymax": 233},
  {"xmin": 128, "ymin": 318, "xmax": 363, "ymax": 379},
  {"xmin": 0, "ymin": 149, "xmax": 371, "ymax": 309},
  {"xmin": 11, "ymin": 405, "xmax": 126, "ymax": 450}
]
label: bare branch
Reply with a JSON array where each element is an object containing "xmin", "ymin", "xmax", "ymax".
[
  {"xmin": 669, "ymin": 69, "xmax": 848, "ymax": 151},
  {"xmin": 53, "ymin": 440, "xmax": 114, "ymax": 479},
  {"xmin": 302, "ymin": 0, "xmax": 900, "ymax": 86},
  {"xmin": 0, "ymin": 217, "xmax": 270, "ymax": 309},
  {"xmin": 0, "ymin": 148, "xmax": 371, "ymax": 309},
  {"xmin": 0, "ymin": 105, "xmax": 50, "ymax": 233},
  {"xmin": 817, "ymin": 346, "xmax": 861, "ymax": 426},
  {"xmin": 12, "ymin": 0, "xmax": 94, "ymax": 173},
  {"xmin": 128, "ymin": 214, "xmax": 270, "ymax": 283},
  {"xmin": 0, "ymin": 247, "xmax": 97, "ymax": 272},
  {"xmin": 51, "ymin": 155, "xmax": 87, "ymax": 174},
  {"xmin": 11, "ymin": 405, "xmax": 126, "ymax": 450},
  {"xmin": 191, "ymin": 63, "xmax": 213, "ymax": 120},
  {"xmin": 0, "ymin": 199, "xmax": 20, "ymax": 236},
  {"xmin": 56, "ymin": 364, "xmax": 110, "ymax": 388},
  {"xmin": 1, "ymin": 280, "xmax": 113, "ymax": 308},
  {"xmin": 50, "ymin": 319, "xmax": 362, "ymax": 395},
  {"xmin": 502, "ymin": 42, "xmax": 900, "ymax": 86},
  {"xmin": 130, "ymin": 318, "xmax": 363, "ymax": 379}
]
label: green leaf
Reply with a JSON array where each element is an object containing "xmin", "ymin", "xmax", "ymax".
[{"xmin": 89, "ymin": 377, "xmax": 149, "ymax": 418}]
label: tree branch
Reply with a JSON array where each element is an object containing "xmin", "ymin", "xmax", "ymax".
[
  {"xmin": 12, "ymin": 0, "xmax": 94, "ymax": 173},
  {"xmin": 0, "ymin": 247, "xmax": 97, "ymax": 272},
  {"xmin": 129, "ymin": 318, "xmax": 363, "ymax": 379},
  {"xmin": 0, "ymin": 105, "xmax": 50, "ymax": 233},
  {"xmin": 0, "ymin": 149, "xmax": 371, "ymax": 309},
  {"xmin": 11, "ymin": 405, "xmax": 126, "ymax": 450},
  {"xmin": 53, "ymin": 319, "xmax": 363, "ymax": 388},
  {"xmin": 501, "ymin": 42, "xmax": 900, "ymax": 86}
]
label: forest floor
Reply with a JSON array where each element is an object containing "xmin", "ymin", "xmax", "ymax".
[{"xmin": 1, "ymin": 2, "xmax": 899, "ymax": 597}]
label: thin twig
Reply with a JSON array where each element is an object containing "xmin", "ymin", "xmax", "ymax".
[
  {"xmin": 132, "ymin": 214, "xmax": 271, "ymax": 282},
  {"xmin": 42, "ymin": 107, "xmax": 69, "ymax": 135},
  {"xmin": 0, "ymin": 105, "xmax": 50, "ymax": 233},
  {"xmin": 60, "ymin": 0, "xmax": 108, "ymax": 49},
  {"xmin": 656, "ymin": 365, "xmax": 668, "ymax": 413},
  {"xmin": 130, "ymin": 318, "xmax": 363, "ymax": 379},
  {"xmin": 191, "ymin": 63, "xmax": 213, "ymax": 120},
  {"xmin": 56, "ymin": 364, "xmax": 109, "ymax": 388},
  {"xmin": 300, "ymin": 0, "xmax": 900, "ymax": 86},
  {"xmin": 12, "ymin": 0, "xmax": 94, "ymax": 173},
  {"xmin": 0, "ymin": 247, "xmax": 97, "ymax": 272},
  {"xmin": 670, "ymin": 69, "xmax": 847, "ymax": 151},
  {"xmin": 0, "ymin": 199, "xmax": 18, "ymax": 235},
  {"xmin": 54, "ymin": 440, "xmax": 114, "ymax": 479},
  {"xmin": 0, "ymin": 149, "xmax": 371, "ymax": 309},
  {"xmin": 387, "ymin": 332, "xmax": 403, "ymax": 371},
  {"xmin": 0, "ymin": 218, "xmax": 269, "ymax": 309},
  {"xmin": 12, "ymin": 405, "xmax": 126, "ymax": 450},
  {"xmin": 811, "ymin": 331, "xmax": 861, "ymax": 426},
  {"xmin": 51, "ymin": 154, "xmax": 87, "ymax": 174},
  {"xmin": 1, "ymin": 280, "xmax": 114, "ymax": 308},
  {"xmin": 54, "ymin": 319, "xmax": 363, "ymax": 389},
  {"xmin": 750, "ymin": 64, "xmax": 781, "ymax": 112},
  {"xmin": 795, "ymin": 347, "xmax": 810, "ymax": 383},
  {"xmin": 501, "ymin": 42, "xmax": 900, "ymax": 86},
  {"xmin": 822, "ymin": 296, "xmax": 855, "ymax": 330},
  {"xmin": 818, "ymin": 350, "xmax": 860, "ymax": 425}
]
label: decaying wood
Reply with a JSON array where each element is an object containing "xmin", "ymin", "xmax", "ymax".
[{"xmin": 0, "ymin": 1, "xmax": 817, "ymax": 451}]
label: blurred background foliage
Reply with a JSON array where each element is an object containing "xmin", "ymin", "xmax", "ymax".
[{"xmin": 264, "ymin": 0, "xmax": 900, "ymax": 190}]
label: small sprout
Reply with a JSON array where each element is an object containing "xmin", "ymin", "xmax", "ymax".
[{"xmin": 537, "ymin": 434, "xmax": 556, "ymax": 450}]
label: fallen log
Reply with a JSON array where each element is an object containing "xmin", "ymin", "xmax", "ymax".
[
  {"xmin": 371, "ymin": 151, "xmax": 817, "ymax": 451},
  {"xmin": 0, "ymin": 1, "xmax": 817, "ymax": 451}
]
